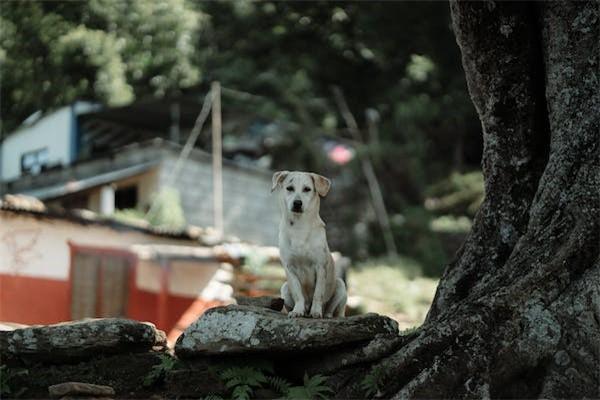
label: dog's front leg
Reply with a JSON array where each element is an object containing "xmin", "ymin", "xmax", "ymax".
[
  {"xmin": 286, "ymin": 271, "xmax": 306, "ymax": 318},
  {"xmin": 309, "ymin": 264, "xmax": 326, "ymax": 318}
]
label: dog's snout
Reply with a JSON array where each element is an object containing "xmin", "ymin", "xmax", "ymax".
[{"xmin": 293, "ymin": 200, "xmax": 302, "ymax": 209}]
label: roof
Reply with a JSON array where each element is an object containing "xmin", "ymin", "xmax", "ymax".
[
  {"xmin": 23, "ymin": 161, "xmax": 158, "ymax": 200},
  {"xmin": 129, "ymin": 244, "xmax": 238, "ymax": 264},
  {"xmin": 1, "ymin": 138, "xmax": 271, "ymax": 198},
  {"xmin": 0, "ymin": 194, "xmax": 221, "ymax": 243}
]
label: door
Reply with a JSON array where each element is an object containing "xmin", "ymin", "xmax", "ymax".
[{"xmin": 70, "ymin": 251, "xmax": 131, "ymax": 319}]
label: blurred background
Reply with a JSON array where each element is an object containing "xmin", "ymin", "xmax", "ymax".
[{"xmin": 0, "ymin": 1, "xmax": 483, "ymax": 337}]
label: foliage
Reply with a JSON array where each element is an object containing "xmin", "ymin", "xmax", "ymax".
[
  {"xmin": 286, "ymin": 373, "xmax": 332, "ymax": 400},
  {"xmin": 349, "ymin": 259, "xmax": 438, "ymax": 329},
  {"xmin": 430, "ymin": 215, "xmax": 472, "ymax": 234},
  {"xmin": 0, "ymin": 0, "xmax": 203, "ymax": 134},
  {"xmin": 145, "ymin": 187, "xmax": 186, "ymax": 229},
  {"xmin": 142, "ymin": 354, "xmax": 178, "ymax": 387},
  {"xmin": 361, "ymin": 364, "xmax": 387, "ymax": 398},
  {"xmin": 1, "ymin": 1, "xmax": 483, "ymax": 258},
  {"xmin": 212, "ymin": 361, "xmax": 332, "ymax": 400},
  {"xmin": 425, "ymin": 171, "xmax": 485, "ymax": 217},
  {"xmin": 111, "ymin": 187, "xmax": 186, "ymax": 230},
  {"xmin": 377, "ymin": 207, "xmax": 448, "ymax": 276},
  {"xmin": 219, "ymin": 366, "xmax": 268, "ymax": 400}
]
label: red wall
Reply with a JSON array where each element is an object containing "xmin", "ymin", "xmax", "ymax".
[
  {"xmin": 127, "ymin": 289, "xmax": 203, "ymax": 332},
  {"xmin": 0, "ymin": 274, "xmax": 70, "ymax": 324},
  {"xmin": 0, "ymin": 272, "xmax": 220, "ymax": 340}
]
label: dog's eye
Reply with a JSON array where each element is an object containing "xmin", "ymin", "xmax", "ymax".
[
  {"xmin": 303, "ymin": 187, "xmax": 311, "ymax": 193},
  {"xmin": 286, "ymin": 186, "xmax": 294, "ymax": 192}
]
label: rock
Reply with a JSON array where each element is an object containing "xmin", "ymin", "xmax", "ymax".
[
  {"xmin": 165, "ymin": 367, "xmax": 227, "ymax": 398},
  {"xmin": 175, "ymin": 305, "xmax": 398, "ymax": 357},
  {"xmin": 0, "ymin": 318, "xmax": 166, "ymax": 364},
  {"xmin": 48, "ymin": 382, "xmax": 115, "ymax": 398},
  {"xmin": 235, "ymin": 296, "xmax": 285, "ymax": 311},
  {"xmin": 9, "ymin": 352, "xmax": 164, "ymax": 398},
  {"xmin": 289, "ymin": 333, "xmax": 409, "ymax": 377}
]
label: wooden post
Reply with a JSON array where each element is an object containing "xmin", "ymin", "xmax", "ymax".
[
  {"xmin": 332, "ymin": 87, "xmax": 398, "ymax": 258},
  {"xmin": 211, "ymin": 81, "xmax": 224, "ymax": 237},
  {"xmin": 158, "ymin": 259, "xmax": 170, "ymax": 331}
]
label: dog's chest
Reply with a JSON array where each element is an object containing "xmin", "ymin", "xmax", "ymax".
[{"xmin": 280, "ymin": 230, "xmax": 324, "ymax": 267}]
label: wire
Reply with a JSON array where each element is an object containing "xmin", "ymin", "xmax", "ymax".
[{"xmin": 145, "ymin": 89, "xmax": 214, "ymax": 221}]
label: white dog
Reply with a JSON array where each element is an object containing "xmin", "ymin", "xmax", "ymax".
[{"xmin": 271, "ymin": 171, "xmax": 347, "ymax": 318}]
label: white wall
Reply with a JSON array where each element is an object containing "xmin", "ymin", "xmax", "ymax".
[
  {"xmin": 0, "ymin": 211, "xmax": 195, "ymax": 281},
  {"xmin": 1, "ymin": 102, "xmax": 98, "ymax": 182},
  {"xmin": 1, "ymin": 107, "xmax": 73, "ymax": 181}
]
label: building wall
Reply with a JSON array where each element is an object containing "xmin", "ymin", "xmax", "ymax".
[
  {"xmin": 158, "ymin": 155, "xmax": 279, "ymax": 245},
  {"xmin": 86, "ymin": 169, "xmax": 160, "ymax": 213},
  {"xmin": 0, "ymin": 211, "xmax": 196, "ymax": 325},
  {"xmin": 0, "ymin": 102, "xmax": 97, "ymax": 182}
]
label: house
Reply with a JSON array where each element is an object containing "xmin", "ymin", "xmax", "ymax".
[
  {"xmin": 0, "ymin": 100, "xmax": 279, "ymax": 246},
  {"xmin": 0, "ymin": 195, "xmax": 242, "ymax": 340}
]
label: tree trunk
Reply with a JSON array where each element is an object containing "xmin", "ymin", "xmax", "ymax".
[{"xmin": 334, "ymin": 1, "xmax": 599, "ymax": 398}]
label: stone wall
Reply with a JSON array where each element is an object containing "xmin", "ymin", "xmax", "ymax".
[
  {"xmin": 159, "ymin": 154, "xmax": 279, "ymax": 246},
  {"xmin": 0, "ymin": 302, "xmax": 404, "ymax": 399}
]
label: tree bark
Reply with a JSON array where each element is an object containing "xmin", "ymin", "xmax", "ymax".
[{"xmin": 334, "ymin": 1, "xmax": 599, "ymax": 398}]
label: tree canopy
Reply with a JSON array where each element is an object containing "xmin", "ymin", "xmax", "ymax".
[{"xmin": 1, "ymin": 1, "xmax": 483, "ymax": 264}]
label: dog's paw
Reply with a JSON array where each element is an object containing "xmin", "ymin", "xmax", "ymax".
[
  {"xmin": 324, "ymin": 313, "xmax": 334, "ymax": 319},
  {"xmin": 309, "ymin": 308, "xmax": 323, "ymax": 319},
  {"xmin": 288, "ymin": 306, "xmax": 305, "ymax": 318}
]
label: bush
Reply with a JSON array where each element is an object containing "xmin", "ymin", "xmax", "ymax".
[{"xmin": 424, "ymin": 171, "xmax": 484, "ymax": 217}]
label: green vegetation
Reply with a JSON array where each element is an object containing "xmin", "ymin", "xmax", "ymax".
[
  {"xmin": 112, "ymin": 187, "xmax": 186, "ymax": 230},
  {"xmin": 1, "ymin": 2, "xmax": 484, "ymax": 261},
  {"xmin": 143, "ymin": 354, "xmax": 178, "ymax": 387},
  {"xmin": 1, "ymin": 0, "xmax": 202, "ymax": 133},
  {"xmin": 425, "ymin": 171, "xmax": 485, "ymax": 217},
  {"xmin": 213, "ymin": 361, "xmax": 332, "ymax": 400},
  {"xmin": 361, "ymin": 364, "xmax": 387, "ymax": 398},
  {"xmin": 349, "ymin": 258, "xmax": 438, "ymax": 329}
]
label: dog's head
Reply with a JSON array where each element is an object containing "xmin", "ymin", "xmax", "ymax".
[{"xmin": 271, "ymin": 171, "xmax": 331, "ymax": 216}]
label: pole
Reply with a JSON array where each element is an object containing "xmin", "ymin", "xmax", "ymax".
[
  {"xmin": 211, "ymin": 81, "xmax": 224, "ymax": 237},
  {"xmin": 332, "ymin": 86, "xmax": 398, "ymax": 258}
]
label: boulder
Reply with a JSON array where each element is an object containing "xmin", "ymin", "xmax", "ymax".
[
  {"xmin": 0, "ymin": 318, "xmax": 166, "ymax": 364},
  {"xmin": 235, "ymin": 296, "xmax": 285, "ymax": 311},
  {"xmin": 48, "ymin": 382, "xmax": 115, "ymax": 398},
  {"xmin": 175, "ymin": 305, "xmax": 398, "ymax": 357}
]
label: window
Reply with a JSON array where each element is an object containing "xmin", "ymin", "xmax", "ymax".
[
  {"xmin": 21, "ymin": 148, "xmax": 49, "ymax": 175},
  {"xmin": 115, "ymin": 185, "xmax": 138, "ymax": 210}
]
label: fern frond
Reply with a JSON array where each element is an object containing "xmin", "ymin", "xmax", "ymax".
[
  {"xmin": 232, "ymin": 384, "xmax": 253, "ymax": 400},
  {"xmin": 266, "ymin": 375, "xmax": 291, "ymax": 395},
  {"xmin": 285, "ymin": 373, "xmax": 332, "ymax": 400}
]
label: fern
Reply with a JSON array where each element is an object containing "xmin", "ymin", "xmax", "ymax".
[
  {"xmin": 211, "ymin": 363, "xmax": 332, "ymax": 400},
  {"xmin": 286, "ymin": 374, "xmax": 332, "ymax": 400},
  {"xmin": 143, "ymin": 354, "xmax": 178, "ymax": 387},
  {"xmin": 232, "ymin": 385, "xmax": 252, "ymax": 400},
  {"xmin": 266, "ymin": 375, "xmax": 291, "ymax": 394},
  {"xmin": 361, "ymin": 365, "xmax": 386, "ymax": 397},
  {"xmin": 218, "ymin": 366, "xmax": 268, "ymax": 400}
]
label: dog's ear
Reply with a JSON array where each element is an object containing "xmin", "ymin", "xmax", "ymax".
[
  {"xmin": 310, "ymin": 173, "xmax": 331, "ymax": 197},
  {"xmin": 271, "ymin": 171, "xmax": 289, "ymax": 192}
]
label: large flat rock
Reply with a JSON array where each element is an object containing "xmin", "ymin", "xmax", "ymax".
[
  {"xmin": 0, "ymin": 318, "xmax": 166, "ymax": 364},
  {"xmin": 175, "ymin": 305, "xmax": 399, "ymax": 357}
]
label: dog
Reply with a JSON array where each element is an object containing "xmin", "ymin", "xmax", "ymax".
[{"xmin": 271, "ymin": 171, "xmax": 347, "ymax": 318}]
